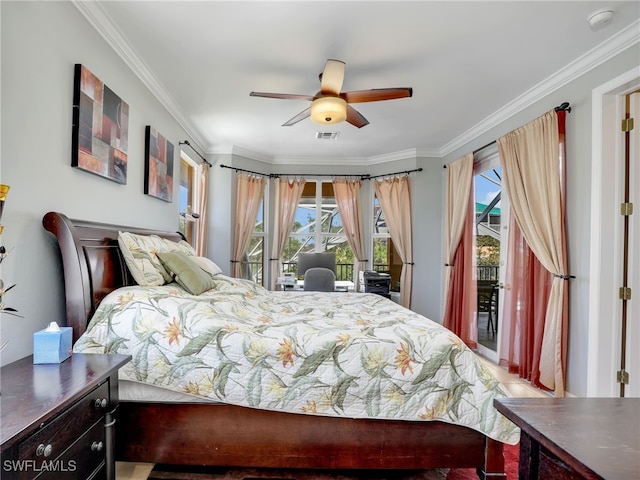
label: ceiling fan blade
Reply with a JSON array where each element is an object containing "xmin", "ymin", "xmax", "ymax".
[
  {"xmin": 341, "ymin": 87, "xmax": 413, "ymax": 104},
  {"xmin": 250, "ymin": 92, "xmax": 314, "ymax": 101},
  {"xmin": 282, "ymin": 107, "xmax": 311, "ymax": 126},
  {"xmin": 320, "ymin": 59, "xmax": 345, "ymax": 95},
  {"xmin": 346, "ymin": 105, "xmax": 369, "ymax": 128}
]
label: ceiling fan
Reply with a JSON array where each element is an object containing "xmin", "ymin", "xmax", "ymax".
[{"xmin": 250, "ymin": 59, "xmax": 413, "ymax": 128}]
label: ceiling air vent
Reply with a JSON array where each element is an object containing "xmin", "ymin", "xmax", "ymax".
[{"xmin": 316, "ymin": 131, "xmax": 339, "ymax": 140}]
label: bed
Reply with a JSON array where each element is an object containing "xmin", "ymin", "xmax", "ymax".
[{"xmin": 42, "ymin": 211, "xmax": 518, "ymax": 479}]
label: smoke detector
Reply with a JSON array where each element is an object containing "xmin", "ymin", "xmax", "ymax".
[{"xmin": 587, "ymin": 8, "xmax": 614, "ymax": 30}]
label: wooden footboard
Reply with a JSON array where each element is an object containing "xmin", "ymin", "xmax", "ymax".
[{"xmin": 116, "ymin": 402, "xmax": 505, "ymax": 478}]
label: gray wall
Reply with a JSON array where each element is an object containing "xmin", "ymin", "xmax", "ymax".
[
  {"xmin": 2, "ymin": 1, "xmax": 639, "ymax": 397},
  {"xmin": 0, "ymin": 2, "xmax": 196, "ymax": 364},
  {"xmin": 440, "ymin": 47, "xmax": 640, "ymax": 396}
]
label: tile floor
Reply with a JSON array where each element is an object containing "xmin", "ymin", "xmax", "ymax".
[
  {"xmin": 477, "ymin": 312, "xmax": 497, "ymax": 351},
  {"xmin": 116, "ymin": 462, "xmax": 154, "ymax": 480},
  {"xmin": 477, "ymin": 355, "xmax": 550, "ymax": 399}
]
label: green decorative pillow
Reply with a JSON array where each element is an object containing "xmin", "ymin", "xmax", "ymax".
[
  {"xmin": 157, "ymin": 251, "xmax": 216, "ymax": 295},
  {"xmin": 118, "ymin": 232, "xmax": 173, "ymax": 286}
]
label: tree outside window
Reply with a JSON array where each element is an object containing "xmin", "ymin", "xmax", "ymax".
[
  {"xmin": 372, "ymin": 195, "xmax": 401, "ymax": 290},
  {"xmin": 244, "ymin": 199, "xmax": 265, "ymax": 284},
  {"xmin": 283, "ymin": 181, "xmax": 354, "ymax": 281}
]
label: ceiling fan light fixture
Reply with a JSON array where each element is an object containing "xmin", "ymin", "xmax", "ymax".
[{"xmin": 310, "ymin": 96, "xmax": 347, "ymax": 125}]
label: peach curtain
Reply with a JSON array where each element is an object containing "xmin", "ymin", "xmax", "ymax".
[
  {"xmin": 333, "ymin": 178, "xmax": 367, "ymax": 291},
  {"xmin": 269, "ymin": 177, "xmax": 305, "ymax": 290},
  {"xmin": 499, "ymin": 214, "xmax": 553, "ymax": 389},
  {"xmin": 232, "ymin": 173, "xmax": 266, "ymax": 279},
  {"xmin": 373, "ymin": 176, "xmax": 413, "ymax": 308},
  {"xmin": 194, "ymin": 162, "xmax": 210, "ymax": 256},
  {"xmin": 498, "ymin": 109, "xmax": 568, "ymax": 396},
  {"xmin": 442, "ymin": 153, "xmax": 477, "ymax": 347},
  {"xmin": 442, "ymin": 154, "xmax": 474, "ymax": 311}
]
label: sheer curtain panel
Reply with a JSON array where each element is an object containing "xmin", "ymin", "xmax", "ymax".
[
  {"xmin": 232, "ymin": 173, "xmax": 267, "ymax": 279},
  {"xmin": 500, "ymin": 215, "xmax": 553, "ymax": 388},
  {"xmin": 333, "ymin": 178, "xmax": 367, "ymax": 291},
  {"xmin": 373, "ymin": 176, "xmax": 413, "ymax": 308},
  {"xmin": 442, "ymin": 153, "xmax": 477, "ymax": 347},
  {"xmin": 270, "ymin": 177, "xmax": 305, "ymax": 290},
  {"xmin": 498, "ymin": 109, "xmax": 568, "ymax": 396},
  {"xmin": 195, "ymin": 162, "xmax": 210, "ymax": 256}
]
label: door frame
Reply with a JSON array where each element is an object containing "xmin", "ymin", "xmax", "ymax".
[
  {"xmin": 473, "ymin": 145, "xmax": 505, "ymax": 363},
  {"xmin": 587, "ymin": 67, "xmax": 640, "ymax": 396}
]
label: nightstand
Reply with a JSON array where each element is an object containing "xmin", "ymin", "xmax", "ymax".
[
  {"xmin": 495, "ymin": 397, "xmax": 640, "ymax": 479},
  {"xmin": 1, "ymin": 353, "xmax": 131, "ymax": 480}
]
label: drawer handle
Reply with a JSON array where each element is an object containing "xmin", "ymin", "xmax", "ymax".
[
  {"xmin": 94, "ymin": 398, "xmax": 108, "ymax": 409},
  {"xmin": 91, "ymin": 441, "xmax": 104, "ymax": 452},
  {"xmin": 36, "ymin": 444, "xmax": 53, "ymax": 457}
]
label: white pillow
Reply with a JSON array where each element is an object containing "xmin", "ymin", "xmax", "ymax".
[
  {"xmin": 118, "ymin": 232, "xmax": 173, "ymax": 286},
  {"xmin": 189, "ymin": 256, "xmax": 223, "ymax": 277},
  {"xmin": 163, "ymin": 238, "xmax": 197, "ymax": 257}
]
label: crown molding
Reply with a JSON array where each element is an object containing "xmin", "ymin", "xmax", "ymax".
[
  {"xmin": 207, "ymin": 144, "xmax": 372, "ymax": 165},
  {"xmin": 71, "ymin": 0, "xmax": 208, "ymax": 150},
  {"xmin": 208, "ymin": 146, "xmax": 424, "ymax": 166},
  {"xmin": 368, "ymin": 149, "xmax": 418, "ymax": 164},
  {"xmin": 440, "ymin": 19, "xmax": 640, "ymax": 157},
  {"xmin": 414, "ymin": 147, "xmax": 442, "ymax": 159},
  {"xmin": 75, "ymin": 2, "xmax": 638, "ymax": 163},
  {"xmin": 208, "ymin": 145, "xmax": 235, "ymax": 156},
  {"xmin": 269, "ymin": 155, "xmax": 371, "ymax": 166},
  {"xmin": 211, "ymin": 145, "xmax": 273, "ymax": 164}
]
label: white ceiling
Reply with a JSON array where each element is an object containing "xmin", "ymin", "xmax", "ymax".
[{"xmin": 76, "ymin": 1, "xmax": 640, "ymax": 163}]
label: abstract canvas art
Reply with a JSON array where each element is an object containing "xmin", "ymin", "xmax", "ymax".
[
  {"xmin": 144, "ymin": 126, "xmax": 174, "ymax": 202},
  {"xmin": 72, "ymin": 64, "xmax": 129, "ymax": 184}
]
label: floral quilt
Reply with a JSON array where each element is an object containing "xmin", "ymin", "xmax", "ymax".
[{"xmin": 73, "ymin": 275, "xmax": 519, "ymax": 444}]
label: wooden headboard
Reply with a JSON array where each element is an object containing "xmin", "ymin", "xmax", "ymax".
[{"xmin": 42, "ymin": 212, "xmax": 184, "ymax": 342}]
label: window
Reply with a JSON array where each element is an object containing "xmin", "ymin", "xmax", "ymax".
[
  {"xmin": 243, "ymin": 198, "xmax": 265, "ymax": 285},
  {"xmin": 282, "ymin": 181, "xmax": 354, "ymax": 281},
  {"xmin": 372, "ymin": 196, "xmax": 401, "ymax": 290},
  {"xmin": 178, "ymin": 155, "xmax": 198, "ymax": 244}
]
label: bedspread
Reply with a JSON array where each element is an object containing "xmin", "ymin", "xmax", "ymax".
[{"xmin": 73, "ymin": 275, "xmax": 519, "ymax": 444}]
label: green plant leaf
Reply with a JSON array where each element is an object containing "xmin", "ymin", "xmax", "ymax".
[
  {"xmin": 177, "ymin": 328, "xmax": 224, "ymax": 357},
  {"xmin": 293, "ymin": 342, "xmax": 338, "ymax": 378},
  {"xmin": 412, "ymin": 345, "xmax": 454, "ymax": 385},
  {"xmin": 332, "ymin": 374, "xmax": 358, "ymax": 411}
]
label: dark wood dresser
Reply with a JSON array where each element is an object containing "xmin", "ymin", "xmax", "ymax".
[
  {"xmin": 1, "ymin": 354, "xmax": 131, "ymax": 480},
  {"xmin": 495, "ymin": 397, "xmax": 640, "ymax": 479}
]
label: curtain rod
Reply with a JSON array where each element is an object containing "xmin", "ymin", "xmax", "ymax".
[
  {"xmin": 443, "ymin": 101, "xmax": 572, "ymax": 168},
  {"xmin": 367, "ymin": 168, "xmax": 423, "ymax": 180},
  {"xmin": 219, "ymin": 165, "xmax": 273, "ymax": 178},
  {"xmin": 179, "ymin": 140, "xmax": 211, "ymax": 166},
  {"xmin": 219, "ymin": 164, "xmax": 423, "ymax": 180}
]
